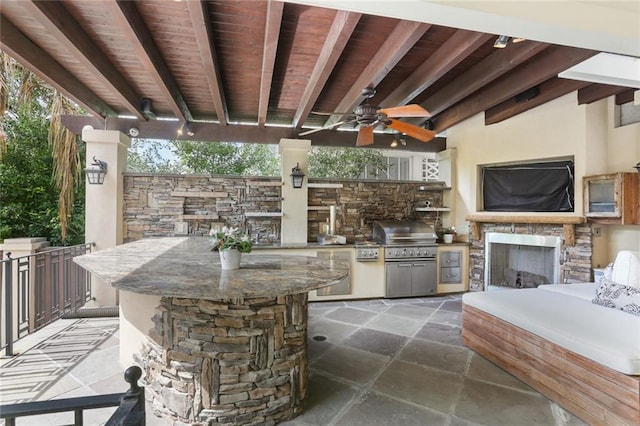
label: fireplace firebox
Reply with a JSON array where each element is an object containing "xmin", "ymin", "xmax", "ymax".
[{"xmin": 484, "ymin": 232, "xmax": 562, "ymax": 290}]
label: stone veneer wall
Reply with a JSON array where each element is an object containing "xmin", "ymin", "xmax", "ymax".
[
  {"xmin": 468, "ymin": 222, "xmax": 594, "ymax": 291},
  {"xmin": 137, "ymin": 294, "xmax": 308, "ymax": 424},
  {"xmin": 123, "ymin": 173, "xmax": 447, "ymax": 243}
]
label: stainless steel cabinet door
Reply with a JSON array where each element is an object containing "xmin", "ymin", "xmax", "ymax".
[
  {"xmin": 411, "ymin": 262, "xmax": 437, "ymax": 296},
  {"xmin": 385, "ymin": 263, "xmax": 412, "ymax": 297}
]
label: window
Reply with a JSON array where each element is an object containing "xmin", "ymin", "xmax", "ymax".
[{"xmin": 481, "ymin": 159, "xmax": 575, "ymax": 212}]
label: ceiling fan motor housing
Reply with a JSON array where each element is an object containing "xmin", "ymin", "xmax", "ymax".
[{"xmin": 354, "ymin": 104, "xmax": 381, "ymax": 125}]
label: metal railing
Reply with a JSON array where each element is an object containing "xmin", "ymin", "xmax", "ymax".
[
  {"xmin": 0, "ymin": 365, "xmax": 145, "ymax": 426},
  {"xmin": 1, "ymin": 243, "xmax": 93, "ymax": 356}
]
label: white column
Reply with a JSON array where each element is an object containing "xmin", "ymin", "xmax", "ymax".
[
  {"xmin": 82, "ymin": 128, "xmax": 130, "ymax": 306},
  {"xmin": 279, "ymin": 139, "xmax": 311, "ymax": 244}
]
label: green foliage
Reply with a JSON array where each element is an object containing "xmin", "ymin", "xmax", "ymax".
[
  {"xmin": 176, "ymin": 141, "xmax": 280, "ymax": 176},
  {"xmin": 127, "ymin": 139, "xmax": 187, "ymax": 173},
  {"xmin": 0, "ymin": 108, "xmax": 85, "ymax": 245},
  {"xmin": 308, "ymin": 146, "xmax": 388, "ymax": 179},
  {"xmin": 128, "ymin": 139, "xmax": 393, "ymax": 180},
  {"xmin": 1, "ymin": 53, "xmax": 85, "ymax": 245}
]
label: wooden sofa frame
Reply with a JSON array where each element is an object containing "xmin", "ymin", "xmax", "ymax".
[{"xmin": 462, "ymin": 304, "xmax": 640, "ymax": 426}]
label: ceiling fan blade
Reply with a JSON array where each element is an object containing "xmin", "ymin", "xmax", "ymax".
[
  {"xmin": 378, "ymin": 104, "xmax": 431, "ymax": 118},
  {"xmin": 356, "ymin": 126, "xmax": 374, "ymax": 146},
  {"xmin": 311, "ymin": 111, "xmax": 351, "ymax": 116},
  {"xmin": 298, "ymin": 120, "xmax": 350, "ymax": 136},
  {"xmin": 384, "ymin": 119, "xmax": 436, "ymax": 142}
]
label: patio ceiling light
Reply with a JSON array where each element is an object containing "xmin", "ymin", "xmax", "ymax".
[
  {"xmin": 84, "ymin": 156, "xmax": 107, "ymax": 185},
  {"xmin": 494, "ymin": 35, "xmax": 526, "ymax": 48},
  {"xmin": 177, "ymin": 122, "xmax": 195, "ymax": 137}
]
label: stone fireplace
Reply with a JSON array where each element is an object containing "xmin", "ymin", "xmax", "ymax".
[
  {"xmin": 468, "ymin": 219, "xmax": 593, "ymax": 291},
  {"xmin": 484, "ymin": 232, "xmax": 562, "ymax": 290}
]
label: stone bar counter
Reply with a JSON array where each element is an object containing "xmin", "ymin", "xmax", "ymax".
[{"xmin": 74, "ymin": 237, "xmax": 349, "ymax": 425}]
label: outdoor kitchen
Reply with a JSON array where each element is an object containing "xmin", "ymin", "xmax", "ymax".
[{"xmin": 122, "ymin": 171, "xmax": 470, "ymax": 301}]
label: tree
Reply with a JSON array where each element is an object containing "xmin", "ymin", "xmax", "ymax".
[
  {"xmin": 128, "ymin": 138, "xmax": 187, "ymax": 174},
  {"xmin": 0, "ymin": 107, "xmax": 85, "ymax": 245},
  {"xmin": 0, "ymin": 52, "xmax": 84, "ymax": 244},
  {"xmin": 308, "ymin": 146, "xmax": 388, "ymax": 179},
  {"xmin": 175, "ymin": 141, "xmax": 280, "ymax": 176}
]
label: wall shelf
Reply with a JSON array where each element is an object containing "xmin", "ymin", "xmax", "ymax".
[
  {"xmin": 171, "ymin": 191, "xmax": 227, "ymax": 198},
  {"xmin": 415, "ymin": 207, "xmax": 451, "ymax": 212},
  {"xmin": 182, "ymin": 214, "xmax": 219, "ymax": 220},
  {"xmin": 307, "ymin": 206, "xmax": 341, "ymax": 211},
  {"xmin": 245, "ymin": 212, "xmax": 283, "ymax": 217},
  {"xmin": 308, "ymin": 183, "xmax": 344, "ymax": 189}
]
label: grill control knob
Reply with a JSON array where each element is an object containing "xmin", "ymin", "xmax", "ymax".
[
  {"xmin": 417, "ymin": 250, "xmax": 421, "ymax": 256},
  {"xmin": 409, "ymin": 250, "xmax": 414, "ymax": 256}
]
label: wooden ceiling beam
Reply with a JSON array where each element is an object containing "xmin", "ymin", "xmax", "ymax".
[
  {"xmin": 257, "ymin": 0, "xmax": 285, "ymax": 127},
  {"xmin": 324, "ymin": 20, "xmax": 431, "ymax": 127},
  {"xmin": 577, "ymin": 83, "xmax": 630, "ymax": 105},
  {"xmin": 416, "ymin": 41, "xmax": 550, "ymax": 120},
  {"xmin": 60, "ymin": 115, "xmax": 445, "ymax": 152},
  {"xmin": 432, "ymin": 46, "xmax": 598, "ymax": 133},
  {"xmin": 485, "ymin": 77, "xmax": 590, "ymax": 125},
  {"xmin": 381, "ymin": 30, "xmax": 492, "ymax": 107},
  {"xmin": 110, "ymin": 0, "xmax": 193, "ymax": 122},
  {"xmin": 616, "ymin": 89, "xmax": 637, "ymax": 105},
  {"xmin": 27, "ymin": 0, "xmax": 145, "ymax": 120},
  {"xmin": 0, "ymin": 16, "xmax": 117, "ymax": 118},
  {"xmin": 292, "ymin": 10, "xmax": 361, "ymax": 131},
  {"xmin": 187, "ymin": 0, "xmax": 228, "ymax": 125}
]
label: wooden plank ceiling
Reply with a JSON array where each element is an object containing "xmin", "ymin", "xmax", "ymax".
[{"xmin": 1, "ymin": 0, "xmax": 634, "ymax": 152}]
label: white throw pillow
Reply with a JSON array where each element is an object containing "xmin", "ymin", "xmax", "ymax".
[
  {"xmin": 593, "ymin": 277, "xmax": 640, "ymax": 316},
  {"xmin": 610, "ymin": 251, "xmax": 640, "ymax": 288}
]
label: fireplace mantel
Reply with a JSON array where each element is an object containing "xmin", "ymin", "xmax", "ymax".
[{"xmin": 466, "ymin": 215, "xmax": 586, "ymax": 245}]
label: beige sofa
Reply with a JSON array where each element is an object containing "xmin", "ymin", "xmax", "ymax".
[{"xmin": 462, "ymin": 251, "xmax": 640, "ymax": 426}]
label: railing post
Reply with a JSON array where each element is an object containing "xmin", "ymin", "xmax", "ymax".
[
  {"xmin": 5, "ymin": 252, "xmax": 13, "ymax": 357},
  {"xmin": 105, "ymin": 366, "xmax": 146, "ymax": 426}
]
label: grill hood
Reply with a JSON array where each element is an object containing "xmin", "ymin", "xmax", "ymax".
[{"xmin": 372, "ymin": 221, "xmax": 437, "ymax": 245}]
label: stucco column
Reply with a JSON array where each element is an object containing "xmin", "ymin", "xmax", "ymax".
[
  {"xmin": 279, "ymin": 139, "xmax": 311, "ymax": 244},
  {"xmin": 81, "ymin": 128, "xmax": 130, "ymax": 306}
]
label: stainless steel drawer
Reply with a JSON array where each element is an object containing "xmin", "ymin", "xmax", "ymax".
[
  {"xmin": 440, "ymin": 267, "xmax": 461, "ymax": 284},
  {"xmin": 439, "ymin": 251, "xmax": 461, "ymax": 267}
]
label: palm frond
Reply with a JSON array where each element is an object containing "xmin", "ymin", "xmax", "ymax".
[{"xmin": 49, "ymin": 90, "xmax": 81, "ymax": 241}]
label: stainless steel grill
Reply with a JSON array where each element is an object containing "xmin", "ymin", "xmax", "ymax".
[
  {"xmin": 372, "ymin": 221, "xmax": 438, "ymax": 298},
  {"xmin": 373, "ymin": 221, "xmax": 437, "ymax": 260}
]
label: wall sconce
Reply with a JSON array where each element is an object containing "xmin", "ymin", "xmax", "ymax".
[
  {"xmin": 290, "ymin": 163, "xmax": 305, "ymax": 189},
  {"xmin": 634, "ymin": 162, "xmax": 640, "ymax": 174},
  {"xmin": 84, "ymin": 156, "xmax": 108, "ymax": 185}
]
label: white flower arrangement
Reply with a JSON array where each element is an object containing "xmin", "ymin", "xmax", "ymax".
[{"xmin": 209, "ymin": 226, "xmax": 253, "ymax": 253}]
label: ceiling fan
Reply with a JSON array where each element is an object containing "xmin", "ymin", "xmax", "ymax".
[{"xmin": 299, "ymin": 87, "xmax": 436, "ymax": 146}]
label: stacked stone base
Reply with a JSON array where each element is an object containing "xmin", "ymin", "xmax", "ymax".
[{"xmin": 136, "ymin": 293, "xmax": 308, "ymax": 425}]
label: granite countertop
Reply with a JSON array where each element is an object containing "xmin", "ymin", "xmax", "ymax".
[
  {"xmin": 74, "ymin": 237, "xmax": 349, "ymax": 300},
  {"xmin": 252, "ymin": 242, "xmax": 354, "ymax": 249}
]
